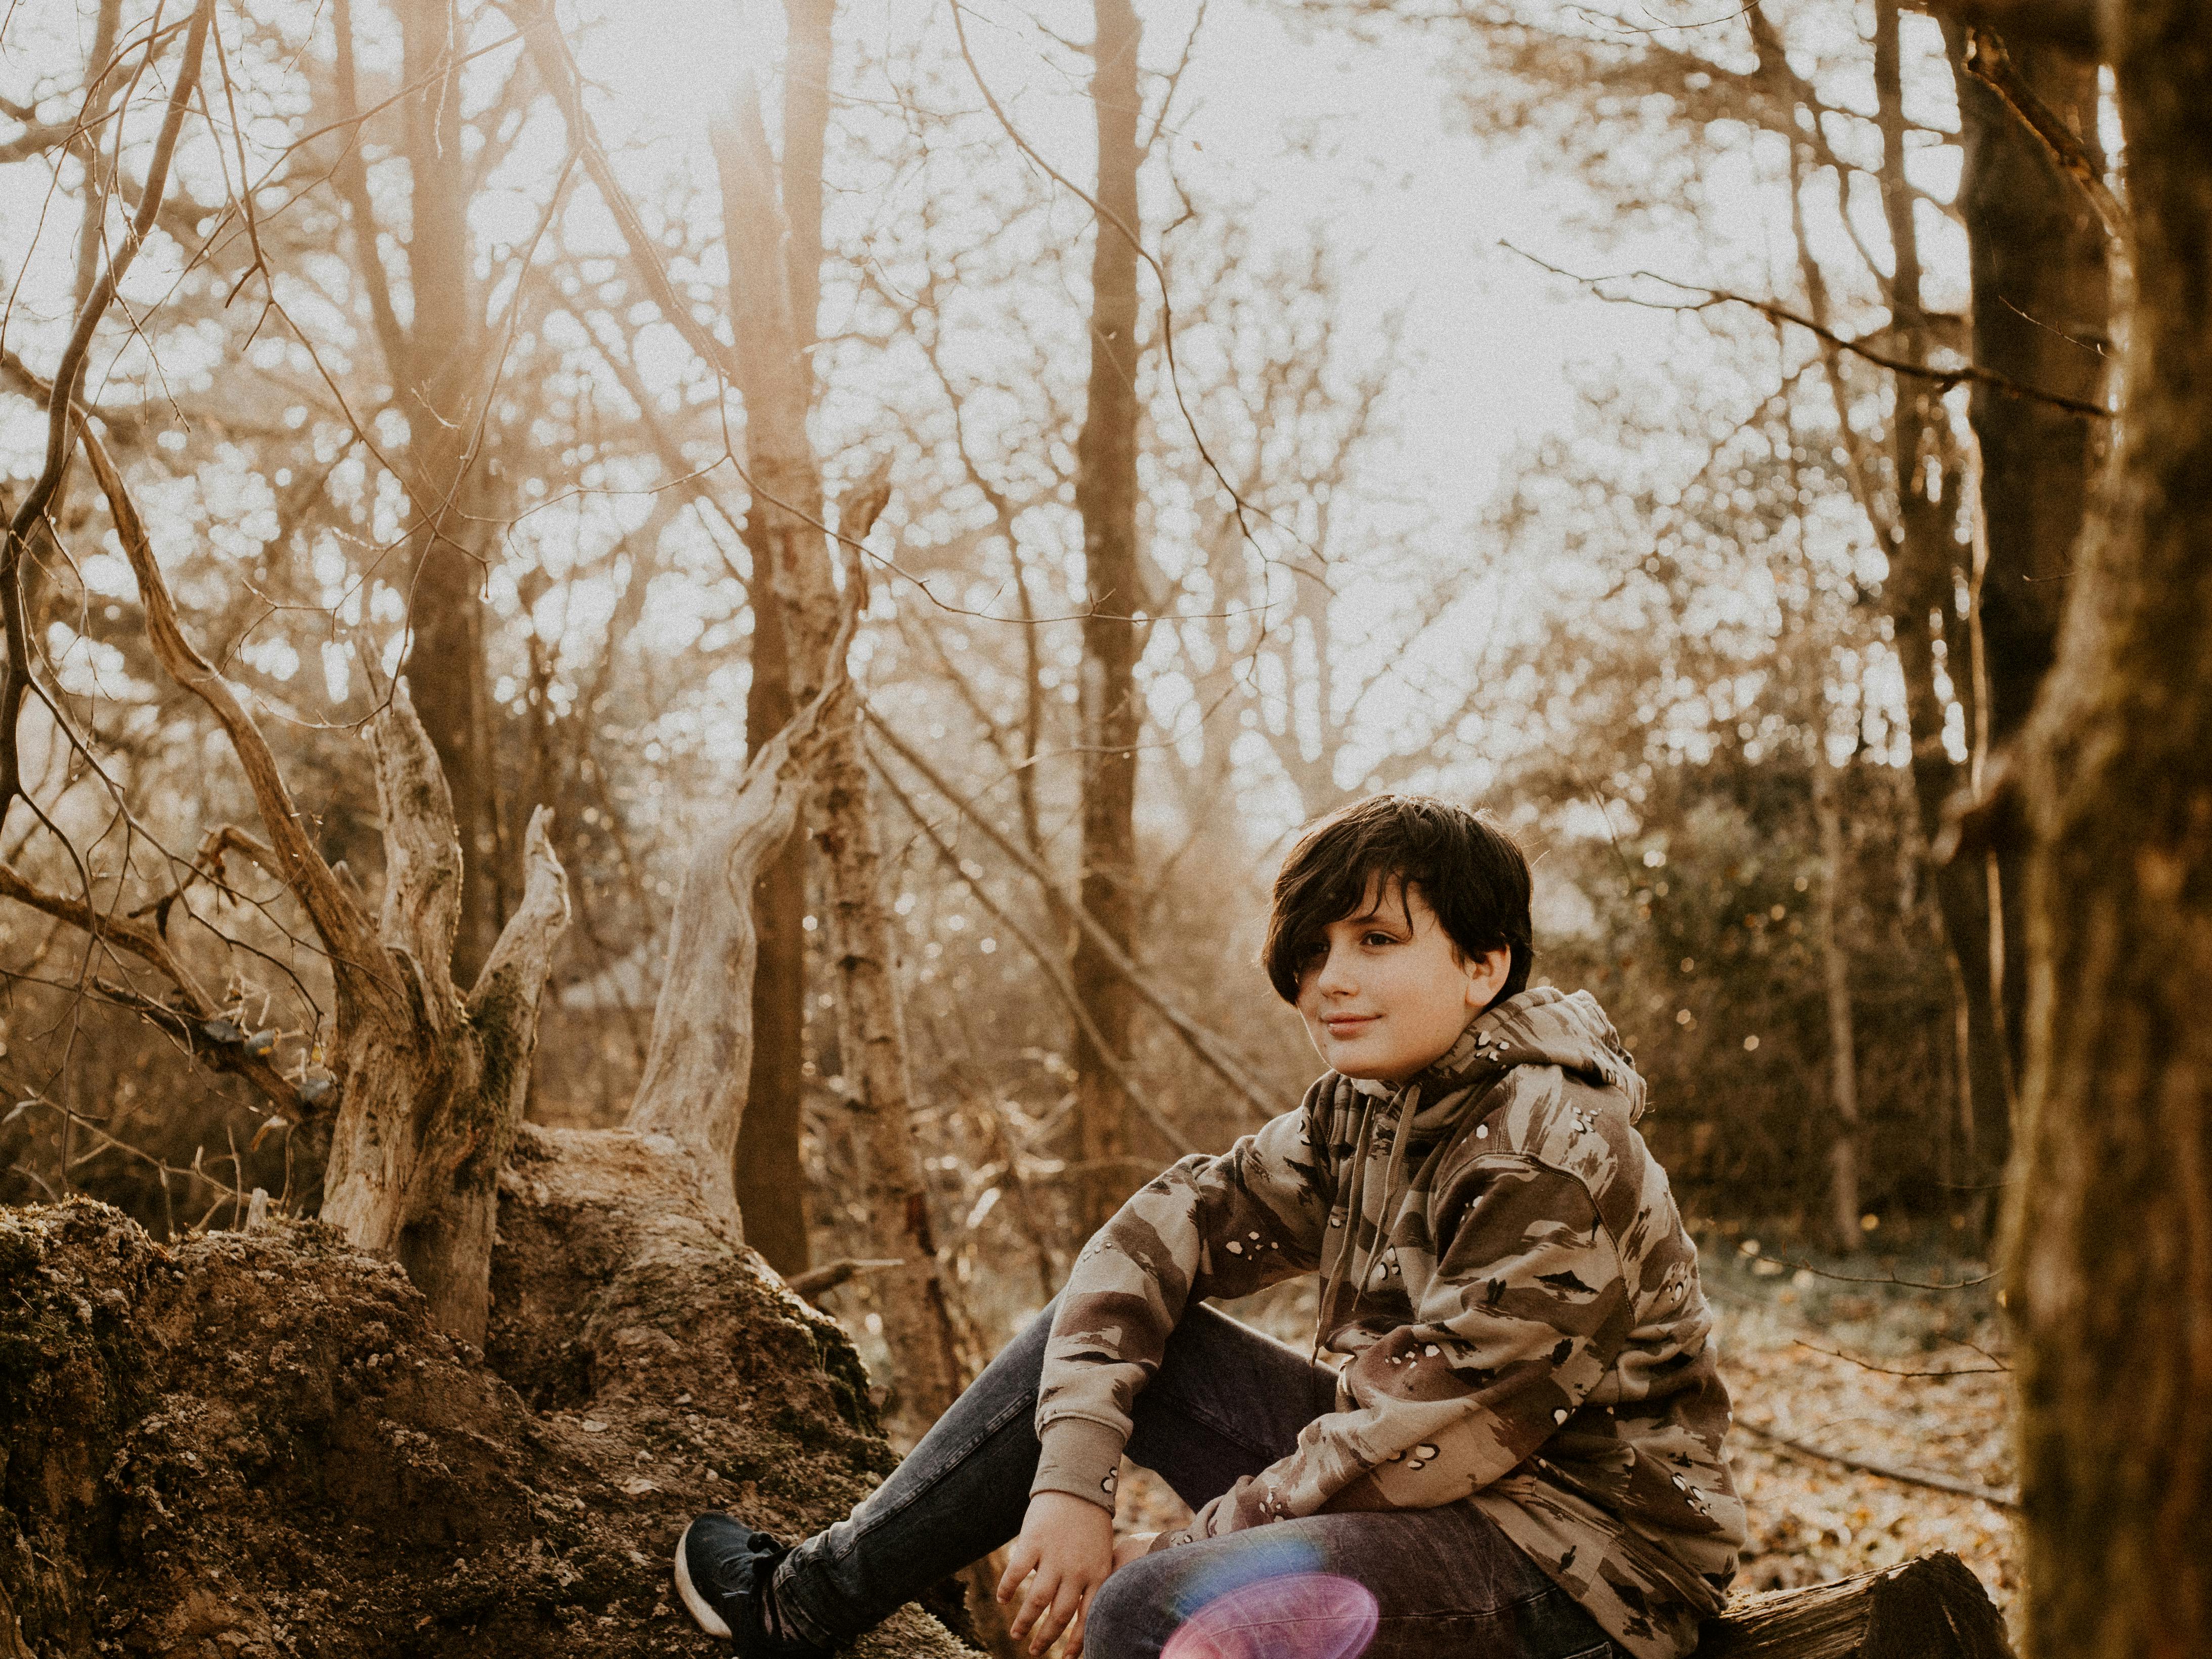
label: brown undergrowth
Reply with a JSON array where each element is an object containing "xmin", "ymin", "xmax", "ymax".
[{"xmin": 0, "ymin": 1125, "xmax": 976, "ymax": 1659}]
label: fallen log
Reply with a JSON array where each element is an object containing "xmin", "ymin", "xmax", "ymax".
[{"xmin": 1700, "ymin": 1551, "xmax": 2013, "ymax": 1658}]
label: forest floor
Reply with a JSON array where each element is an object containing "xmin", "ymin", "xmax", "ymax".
[
  {"xmin": 1112, "ymin": 1222, "xmax": 2017, "ymax": 1636},
  {"xmin": 1696, "ymin": 1227, "xmax": 2015, "ymax": 1621}
]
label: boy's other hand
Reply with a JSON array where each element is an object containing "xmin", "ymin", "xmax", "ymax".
[{"xmin": 998, "ymin": 1491, "xmax": 1114, "ymax": 1656}]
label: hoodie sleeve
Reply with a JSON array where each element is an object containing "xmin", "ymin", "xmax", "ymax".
[
  {"xmin": 1165, "ymin": 1150, "xmax": 1631, "ymax": 1539},
  {"xmin": 1030, "ymin": 1082, "xmax": 1337, "ymax": 1511}
]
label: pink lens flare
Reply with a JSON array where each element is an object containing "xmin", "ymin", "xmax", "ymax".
[{"xmin": 1159, "ymin": 1573, "xmax": 1381, "ymax": 1659}]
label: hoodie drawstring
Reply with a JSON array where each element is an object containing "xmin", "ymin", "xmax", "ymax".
[{"xmin": 1313, "ymin": 1083, "xmax": 1420, "ymax": 1362}]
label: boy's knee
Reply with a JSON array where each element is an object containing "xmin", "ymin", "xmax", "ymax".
[{"xmin": 1085, "ymin": 1556, "xmax": 1177, "ymax": 1659}]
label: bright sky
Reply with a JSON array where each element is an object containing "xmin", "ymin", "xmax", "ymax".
[
  {"xmin": 584, "ymin": 0, "xmax": 1659, "ymax": 503},
  {"xmin": 0, "ymin": 0, "xmax": 1968, "ymax": 855}
]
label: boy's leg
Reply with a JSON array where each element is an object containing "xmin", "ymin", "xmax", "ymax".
[
  {"xmin": 771, "ymin": 1300, "xmax": 1337, "ymax": 1648},
  {"xmin": 1122, "ymin": 1303, "xmax": 1341, "ymax": 1509},
  {"xmin": 1083, "ymin": 1507, "xmax": 1615, "ymax": 1659}
]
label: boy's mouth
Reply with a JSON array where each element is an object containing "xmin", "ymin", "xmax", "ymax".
[{"xmin": 1322, "ymin": 1014, "xmax": 1378, "ymax": 1036}]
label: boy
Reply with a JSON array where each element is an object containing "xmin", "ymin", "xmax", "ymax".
[{"xmin": 678, "ymin": 795, "xmax": 1743, "ymax": 1659}]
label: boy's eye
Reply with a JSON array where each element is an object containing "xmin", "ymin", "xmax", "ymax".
[{"xmin": 1362, "ymin": 930, "xmax": 1398, "ymax": 947}]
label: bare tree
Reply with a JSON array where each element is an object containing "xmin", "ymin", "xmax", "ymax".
[
  {"xmin": 335, "ymin": 0, "xmax": 533, "ymax": 984},
  {"xmin": 1069, "ymin": 0, "xmax": 1147, "ymax": 1235},
  {"xmin": 709, "ymin": 81, "xmax": 965, "ymax": 1427},
  {"xmin": 734, "ymin": 0, "xmax": 840, "ymax": 1279}
]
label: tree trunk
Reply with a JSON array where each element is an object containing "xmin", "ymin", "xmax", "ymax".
[
  {"xmin": 391, "ymin": 0, "xmax": 504, "ymax": 987},
  {"xmin": 1872, "ymin": 0, "xmax": 2011, "ymax": 1211},
  {"xmin": 1812, "ymin": 748, "xmax": 1863, "ymax": 1250},
  {"xmin": 1070, "ymin": 0, "xmax": 1145, "ymax": 1237},
  {"xmin": 2007, "ymin": 5, "xmax": 2212, "ymax": 1654},
  {"xmin": 713, "ymin": 86, "xmax": 963, "ymax": 1431},
  {"xmin": 740, "ymin": 575, "xmax": 814, "ymax": 1276},
  {"xmin": 734, "ymin": 0, "xmax": 838, "ymax": 1279},
  {"xmin": 1947, "ymin": 24, "xmax": 2109, "ymax": 1159}
]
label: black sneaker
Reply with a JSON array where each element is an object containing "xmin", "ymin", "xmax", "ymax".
[{"xmin": 674, "ymin": 1514, "xmax": 830, "ymax": 1658}]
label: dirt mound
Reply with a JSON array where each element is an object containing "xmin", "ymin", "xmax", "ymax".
[{"xmin": 0, "ymin": 1125, "xmax": 977, "ymax": 1659}]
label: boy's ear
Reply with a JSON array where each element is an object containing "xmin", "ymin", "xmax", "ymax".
[{"xmin": 1463, "ymin": 947, "xmax": 1511, "ymax": 1009}]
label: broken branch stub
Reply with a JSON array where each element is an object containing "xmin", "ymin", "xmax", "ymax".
[
  {"xmin": 625, "ymin": 561, "xmax": 863, "ymax": 1227},
  {"xmin": 321, "ymin": 687, "xmax": 572, "ymax": 1341},
  {"xmin": 369, "ymin": 677, "xmax": 467, "ymax": 1003},
  {"xmin": 623, "ymin": 720, "xmax": 809, "ymax": 1230}
]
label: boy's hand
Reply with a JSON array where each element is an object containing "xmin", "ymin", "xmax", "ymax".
[
  {"xmin": 997, "ymin": 1492, "xmax": 1114, "ymax": 1655},
  {"xmin": 1112, "ymin": 1531, "xmax": 1159, "ymax": 1569}
]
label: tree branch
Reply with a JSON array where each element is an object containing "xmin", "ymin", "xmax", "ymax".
[
  {"xmin": 1909, "ymin": 0, "xmax": 2098, "ymax": 56},
  {"xmin": 0, "ymin": 862, "xmax": 302, "ymax": 1114},
  {"xmin": 866, "ymin": 709, "xmax": 1283, "ymax": 1123},
  {"xmin": 623, "ymin": 529, "xmax": 871, "ymax": 1218},
  {"xmin": 1962, "ymin": 25, "xmax": 2129, "ymax": 249},
  {"xmin": 368, "ymin": 677, "xmax": 465, "ymax": 1002},
  {"xmin": 329, "ymin": 0, "xmax": 411, "ymax": 389},
  {"xmin": 74, "ymin": 418, "xmax": 391, "ymax": 1018},
  {"xmin": 0, "ymin": 860, "xmax": 204, "ymax": 1003},
  {"xmin": 464, "ymin": 805, "xmax": 571, "ymax": 1027},
  {"xmin": 1501, "ymin": 242, "xmax": 2112, "ymax": 420},
  {"xmin": 1737, "ymin": 1417, "xmax": 2019, "ymax": 1509},
  {"xmin": 869, "ymin": 749, "xmax": 1195, "ymax": 1156},
  {"xmin": 509, "ymin": 0, "xmax": 744, "ymax": 384}
]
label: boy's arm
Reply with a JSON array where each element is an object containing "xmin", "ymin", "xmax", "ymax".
[
  {"xmin": 1166, "ymin": 1152, "xmax": 1629, "ymax": 1540},
  {"xmin": 1029, "ymin": 1080, "xmax": 1338, "ymax": 1510}
]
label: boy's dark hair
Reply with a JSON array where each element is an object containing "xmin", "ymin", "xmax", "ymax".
[{"xmin": 1263, "ymin": 794, "xmax": 1534, "ymax": 1005}]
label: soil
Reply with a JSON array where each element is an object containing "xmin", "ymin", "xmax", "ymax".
[{"xmin": 0, "ymin": 1123, "xmax": 979, "ymax": 1659}]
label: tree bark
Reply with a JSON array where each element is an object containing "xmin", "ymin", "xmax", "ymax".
[
  {"xmin": 1697, "ymin": 1550, "xmax": 2011, "ymax": 1658},
  {"xmin": 2006, "ymin": 5, "xmax": 2212, "ymax": 1654},
  {"xmin": 713, "ymin": 87, "xmax": 962, "ymax": 1430},
  {"xmin": 1070, "ymin": 0, "xmax": 1146, "ymax": 1237},
  {"xmin": 1947, "ymin": 23, "xmax": 2109, "ymax": 1136},
  {"xmin": 734, "ymin": 0, "xmax": 838, "ymax": 1279},
  {"xmin": 739, "ymin": 573, "xmax": 813, "ymax": 1275}
]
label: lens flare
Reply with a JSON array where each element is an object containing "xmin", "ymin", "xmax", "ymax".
[{"xmin": 1159, "ymin": 1574, "xmax": 1381, "ymax": 1659}]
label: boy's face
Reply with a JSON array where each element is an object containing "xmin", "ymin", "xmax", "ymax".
[{"xmin": 1293, "ymin": 877, "xmax": 1509, "ymax": 1085}]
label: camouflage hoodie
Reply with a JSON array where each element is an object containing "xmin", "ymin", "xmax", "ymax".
[{"xmin": 1032, "ymin": 987, "xmax": 1744, "ymax": 1659}]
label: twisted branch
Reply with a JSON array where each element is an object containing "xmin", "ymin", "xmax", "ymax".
[{"xmin": 74, "ymin": 420, "xmax": 391, "ymax": 1020}]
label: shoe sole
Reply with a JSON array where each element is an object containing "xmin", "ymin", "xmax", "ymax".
[{"xmin": 674, "ymin": 1518, "xmax": 735, "ymax": 1639}]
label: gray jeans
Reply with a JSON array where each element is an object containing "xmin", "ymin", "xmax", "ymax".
[{"xmin": 775, "ymin": 1300, "xmax": 1617, "ymax": 1659}]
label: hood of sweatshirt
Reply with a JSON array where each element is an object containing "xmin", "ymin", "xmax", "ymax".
[
  {"xmin": 1391, "ymin": 984, "xmax": 1644, "ymax": 1123},
  {"xmin": 1318, "ymin": 986, "xmax": 1645, "ymax": 1346}
]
